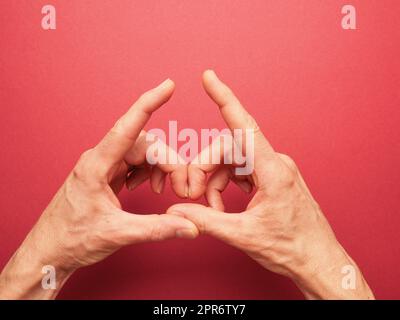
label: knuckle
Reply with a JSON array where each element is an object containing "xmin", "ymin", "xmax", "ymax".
[
  {"xmin": 281, "ymin": 168, "xmax": 296, "ymax": 187},
  {"xmin": 245, "ymin": 114, "xmax": 260, "ymax": 131},
  {"xmin": 149, "ymin": 219, "xmax": 164, "ymax": 242},
  {"xmin": 139, "ymin": 90, "xmax": 151, "ymax": 101},
  {"xmin": 73, "ymin": 150, "xmax": 107, "ymax": 186},
  {"xmin": 73, "ymin": 149, "xmax": 95, "ymax": 181},
  {"xmin": 196, "ymin": 212, "xmax": 208, "ymax": 234},
  {"xmin": 137, "ymin": 92, "xmax": 155, "ymax": 113},
  {"xmin": 220, "ymin": 87, "xmax": 234, "ymax": 105},
  {"xmin": 279, "ymin": 153, "xmax": 298, "ymax": 172},
  {"xmin": 110, "ymin": 119, "xmax": 125, "ymax": 136},
  {"xmin": 136, "ymin": 93, "xmax": 147, "ymax": 105},
  {"xmin": 79, "ymin": 149, "xmax": 94, "ymax": 162},
  {"xmin": 266, "ymin": 159, "xmax": 296, "ymax": 187}
]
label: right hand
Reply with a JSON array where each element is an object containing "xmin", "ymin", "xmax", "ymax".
[{"xmin": 168, "ymin": 70, "xmax": 374, "ymax": 299}]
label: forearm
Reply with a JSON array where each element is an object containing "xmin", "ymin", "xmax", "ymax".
[
  {"xmin": 292, "ymin": 243, "xmax": 374, "ymax": 300},
  {"xmin": 0, "ymin": 222, "xmax": 74, "ymax": 300}
]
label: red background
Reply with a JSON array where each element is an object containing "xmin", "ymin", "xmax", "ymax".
[{"xmin": 1, "ymin": 1, "xmax": 399, "ymax": 299}]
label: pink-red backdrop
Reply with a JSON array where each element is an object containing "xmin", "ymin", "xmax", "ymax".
[{"xmin": 1, "ymin": 0, "xmax": 399, "ymax": 299}]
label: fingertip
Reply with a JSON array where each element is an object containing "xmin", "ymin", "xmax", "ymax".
[
  {"xmin": 167, "ymin": 203, "xmax": 206, "ymax": 216},
  {"xmin": 169, "ymin": 167, "xmax": 189, "ymax": 199},
  {"xmin": 176, "ymin": 228, "xmax": 199, "ymax": 239},
  {"xmin": 154, "ymin": 78, "xmax": 175, "ymax": 102},
  {"xmin": 239, "ymin": 180, "xmax": 253, "ymax": 193},
  {"xmin": 203, "ymin": 69, "xmax": 215, "ymax": 78},
  {"xmin": 165, "ymin": 207, "xmax": 200, "ymax": 239},
  {"xmin": 188, "ymin": 165, "xmax": 207, "ymax": 200},
  {"xmin": 188, "ymin": 187, "xmax": 204, "ymax": 200},
  {"xmin": 166, "ymin": 204, "xmax": 187, "ymax": 216},
  {"xmin": 206, "ymin": 187, "xmax": 226, "ymax": 211},
  {"xmin": 154, "ymin": 177, "xmax": 166, "ymax": 194},
  {"xmin": 158, "ymin": 78, "xmax": 175, "ymax": 90},
  {"xmin": 202, "ymin": 69, "xmax": 217, "ymax": 87},
  {"xmin": 207, "ymin": 197, "xmax": 225, "ymax": 212},
  {"xmin": 150, "ymin": 167, "xmax": 166, "ymax": 194},
  {"xmin": 168, "ymin": 79, "xmax": 176, "ymax": 92},
  {"xmin": 171, "ymin": 185, "xmax": 189, "ymax": 199},
  {"xmin": 126, "ymin": 167, "xmax": 150, "ymax": 191},
  {"xmin": 148, "ymin": 214, "xmax": 199, "ymax": 241}
]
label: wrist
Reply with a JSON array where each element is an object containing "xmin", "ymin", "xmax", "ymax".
[
  {"xmin": 291, "ymin": 242, "xmax": 374, "ymax": 299},
  {"xmin": 0, "ymin": 240, "xmax": 74, "ymax": 300},
  {"xmin": 0, "ymin": 218, "xmax": 76, "ymax": 299}
]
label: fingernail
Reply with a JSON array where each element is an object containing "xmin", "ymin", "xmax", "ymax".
[
  {"xmin": 184, "ymin": 185, "xmax": 189, "ymax": 198},
  {"xmin": 129, "ymin": 179, "xmax": 143, "ymax": 191},
  {"xmin": 243, "ymin": 183, "xmax": 252, "ymax": 193},
  {"xmin": 127, "ymin": 181, "xmax": 138, "ymax": 191},
  {"xmin": 156, "ymin": 180, "xmax": 164, "ymax": 194},
  {"xmin": 176, "ymin": 229, "xmax": 197, "ymax": 239},
  {"xmin": 158, "ymin": 78, "xmax": 172, "ymax": 88},
  {"xmin": 206, "ymin": 69, "xmax": 217, "ymax": 78}
]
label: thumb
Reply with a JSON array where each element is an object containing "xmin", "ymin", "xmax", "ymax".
[
  {"xmin": 166, "ymin": 203, "xmax": 243, "ymax": 246},
  {"xmin": 115, "ymin": 210, "xmax": 199, "ymax": 244}
]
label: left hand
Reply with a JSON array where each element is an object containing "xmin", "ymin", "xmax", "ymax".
[{"xmin": 0, "ymin": 79, "xmax": 198, "ymax": 299}]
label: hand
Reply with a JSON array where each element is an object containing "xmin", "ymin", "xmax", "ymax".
[
  {"xmin": 0, "ymin": 79, "xmax": 198, "ymax": 299},
  {"xmin": 167, "ymin": 70, "xmax": 374, "ymax": 299}
]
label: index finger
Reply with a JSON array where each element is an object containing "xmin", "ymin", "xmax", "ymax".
[
  {"xmin": 124, "ymin": 131, "xmax": 189, "ymax": 198},
  {"xmin": 202, "ymin": 70, "xmax": 274, "ymax": 156},
  {"xmin": 94, "ymin": 79, "xmax": 175, "ymax": 169}
]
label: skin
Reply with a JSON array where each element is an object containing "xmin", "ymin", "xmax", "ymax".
[
  {"xmin": 0, "ymin": 71, "xmax": 374, "ymax": 300},
  {"xmin": 0, "ymin": 79, "xmax": 198, "ymax": 299},
  {"xmin": 168, "ymin": 70, "xmax": 374, "ymax": 299}
]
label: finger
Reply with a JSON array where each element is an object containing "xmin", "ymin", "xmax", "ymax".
[
  {"xmin": 202, "ymin": 70, "xmax": 275, "ymax": 163},
  {"xmin": 126, "ymin": 166, "xmax": 151, "ymax": 191},
  {"xmin": 231, "ymin": 176, "xmax": 253, "ymax": 194},
  {"xmin": 189, "ymin": 133, "xmax": 251, "ymax": 199},
  {"xmin": 167, "ymin": 203, "xmax": 243, "ymax": 246},
  {"xmin": 94, "ymin": 79, "xmax": 175, "ymax": 170},
  {"xmin": 205, "ymin": 167, "xmax": 231, "ymax": 211},
  {"xmin": 206, "ymin": 167, "xmax": 253, "ymax": 211},
  {"xmin": 115, "ymin": 211, "xmax": 199, "ymax": 244},
  {"xmin": 188, "ymin": 134, "xmax": 235, "ymax": 199},
  {"xmin": 150, "ymin": 166, "xmax": 166, "ymax": 194},
  {"xmin": 202, "ymin": 70, "xmax": 264, "ymax": 137},
  {"xmin": 125, "ymin": 131, "xmax": 189, "ymax": 198}
]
